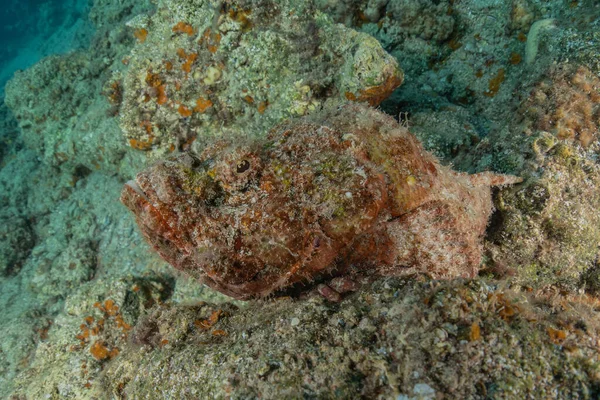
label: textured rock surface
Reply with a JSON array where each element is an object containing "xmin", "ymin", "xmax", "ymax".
[
  {"xmin": 3, "ymin": 0, "xmax": 600, "ymax": 398},
  {"xmin": 122, "ymin": 104, "xmax": 519, "ymax": 299},
  {"xmin": 477, "ymin": 64, "xmax": 600, "ymax": 291},
  {"xmin": 3, "ymin": 0, "xmax": 154, "ymax": 176},
  {"xmin": 315, "ymin": 0, "xmax": 455, "ymax": 42},
  {"xmin": 516, "ymin": 65, "xmax": 600, "ymax": 147},
  {"xmin": 116, "ymin": 0, "xmax": 402, "ymax": 155},
  {"xmin": 0, "ymin": 102, "xmax": 20, "ymax": 166},
  {"xmin": 98, "ymin": 277, "xmax": 600, "ymax": 399},
  {"xmin": 443, "ymin": 59, "xmax": 600, "ymax": 292},
  {"xmin": 408, "ymin": 106, "xmax": 480, "ymax": 167},
  {"xmin": 0, "ymin": 213, "xmax": 34, "ymax": 277},
  {"xmin": 483, "ymin": 132, "xmax": 600, "ymax": 292}
]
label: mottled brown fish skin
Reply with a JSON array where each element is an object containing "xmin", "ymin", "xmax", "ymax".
[{"xmin": 121, "ymin": 104, "xmax": 521, "ymax": 300}]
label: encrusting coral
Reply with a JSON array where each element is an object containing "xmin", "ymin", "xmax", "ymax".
[{"xmin": 121, "ymin": 104, "xmax": 521, "ymax": 300}]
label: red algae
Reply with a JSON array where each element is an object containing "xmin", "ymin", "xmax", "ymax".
[
  {"xmin": 134, "ymin": 28, "xmax": 148, "ymax": 43},
  {"xmin": 172, "ymin": 22, "xmax": 195, "ymax": 36}
]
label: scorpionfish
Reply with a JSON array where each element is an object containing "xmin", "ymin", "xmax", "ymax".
[{"xmin": 121, "ymin": 104, "xmax": 521, "ymax": 300}]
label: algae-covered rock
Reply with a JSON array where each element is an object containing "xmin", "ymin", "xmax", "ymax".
[
  {"xmin": 516, "ymin": 65, "xmax": 600, "ymax": 148},
  {"xmin": 4, "ymin": 0, "xmax": 402, "ymax": 168},
  {"xmin": 315, "ymin": 0, "xmax": 455, "ymax": 42},
  {"xmin": 116, "ymin": 0, "xmax": 402, "ymax": 155},
  {"xmin": 451, "ymin": 63, "xmax": 600, "ymax": 293},
  {"xmin": 0, "ymin": 102, "xmax": 21, "ymax": 166},
  {"xmin": 5, "ymin": 53, "xmax": 95, "ymax": 160},
  {"xmin": 28, "ymin": 240, "xmax": 98, "ymax": 299},
  {"xmin": 408, "ymin": 106, "xmax": 480, "ymax": 167},
  {"xmin": 3, "ymin": 0, "xmax": 154, "ymax": 176},
  {"xmin": 96, "ymin": 277, "xmax": 600, "ymax": 399},
  {"xmin": 0, "ymin": 214, "xmax": 34, "ymax": 277},
  {"xmin": 8, "ymin": 274, "xmax": 176, "ymax": 400},
  {"xmin": 559, "ymin": 17, "xmax": 600, "ymax": 73},
  {"xmin": 485, "ymin": 133, "xmax": 600, "ymax": 292}
]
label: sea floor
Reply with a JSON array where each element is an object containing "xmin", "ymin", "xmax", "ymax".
[{"xmin": 1, "ymin": 0, "xmax": 600, "ymax": 398}]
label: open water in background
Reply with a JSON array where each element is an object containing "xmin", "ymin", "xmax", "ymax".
[{"xmin": 0, "ymin": 0, "xmax": 90, "ymax": 97}]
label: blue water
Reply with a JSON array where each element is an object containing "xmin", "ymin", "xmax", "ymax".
[{"xmin": 0, "ymin": 0, "xmax": 90, "ymax": 97}]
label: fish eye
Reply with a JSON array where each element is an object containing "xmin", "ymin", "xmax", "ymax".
[{"xmin": 236, "ymin": 160, "xmax": 250, "ymax": 173}]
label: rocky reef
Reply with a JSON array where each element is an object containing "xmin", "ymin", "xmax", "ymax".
[
  {"xmin": 12, "ymin": 277, "xmax": 600, "ymax": 398},
  {"xmin": 115, "ymin": 0, "xmax": 402, "ymax": 155},
  {"xmin": 4, "ymin": 0, "xmax": 155, "ymax": 176},
  {"xmin": 2, "ymin": 0, "xmax": 600, "ymax": 398},
  {"xmin": 101, "ymin": 277, "xmax": 600, "ymax": 398}
]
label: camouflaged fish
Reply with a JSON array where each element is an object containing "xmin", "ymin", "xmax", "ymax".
[{"xmin": 121, "ymin": 104, "xmax": 521, "ymax": 300}]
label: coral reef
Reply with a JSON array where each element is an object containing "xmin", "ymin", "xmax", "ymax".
[
  {"xmin": 28, "ymin": 240, "xmax": 97, "ymax": 299},
  {"xmin": 122, "ymin": 104, "xmax": 519, "ymax": 300},
  {"xmin": 445, "ymin": 126, "xmax": 600, "ymax": 293},
  {"xmin": 384, "ymin": 0, "xmax": 455, "ymax": 42},
  {"xmin": 98, "ymin": 277, "xmax": 600, "ymax": 399},
  {"xmin": 116, "ymin": 0, "xmax": 402, "ymax": 154},
  {"xmin": 0, "ymin": 102, "xmax": 21, "ymax": 166},
  {"xmin": 484, "ymin": 132, "xmax": 600, "ymax": 292},
  {"xmin": 408, "ymin": 106, "xmax": 480, "ymax": 166},
  {"xmin": 4, "ymin": 53, "xmax": 93, "ymax": 158},
  {"xmin": 453, "ymin": 62, "xmax": 600, "ymax": 292},
  {"xmin": 560, "ymin": 17, "xmax": 600, "ymax": 74},
  {"xmin": 315, "ymin": 0, "xmax": 455, "ymax": 42},
  {"xmin": 510, "ymin": 0, "xmax": 538, "ymax": 32},
  {"xmin": 8, "ymin": 274, "xmax": 178, "ymax": 399}
]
